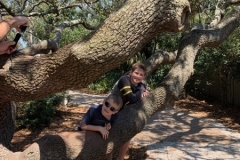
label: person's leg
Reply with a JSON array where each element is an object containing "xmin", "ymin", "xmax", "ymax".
[
  {"xmin": 106, "ymin": 152, "xmax": 113, "ymax": 160},
  {"xmin": 117, "ymin": 140, "xmax": 130, "ymax": 160}
]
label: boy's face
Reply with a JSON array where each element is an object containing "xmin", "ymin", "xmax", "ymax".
[
  {"xmin": 102, "ymin": 98, "xmax": 120, "ymax": 116},
  {"xmin": 130, "ymin": 68, "xmax": 146, "ymax": 86}
]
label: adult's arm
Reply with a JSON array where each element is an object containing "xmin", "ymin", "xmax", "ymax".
[{"xmin": 0, "ymin": 16, "xmax": 28, "ymax": 40}]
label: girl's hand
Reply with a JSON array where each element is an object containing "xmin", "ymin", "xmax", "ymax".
[{"xmin": 99, "ymin": 127, "xmax": 109, "ymax": 140}]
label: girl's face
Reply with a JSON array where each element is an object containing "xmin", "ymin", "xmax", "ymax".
[{"xmin": 130, "ymin": 68, "xmax": 146, "ymax": 86}]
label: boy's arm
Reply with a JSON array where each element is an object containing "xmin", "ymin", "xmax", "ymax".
[
  {"xmin": 118, "ymin": 77, "xmax": 143, "ymax": 104},
  {"xmin": 81, "ymin": 123, "xmax": 103, "ymax": 131},
  {"xmin": 78, "ymin": 107, "xmax": 109, "ymax": 139},
  {"xmin": 81, "ymin": 123, "xmax": 109, "ymax": 140},
  {"xmin": 138, "ymin": 82, "xmax": 147, "ymax": 92},
  {"xmin": 138, "ymin": 82, "xmax": 149, "ymax": 97}
]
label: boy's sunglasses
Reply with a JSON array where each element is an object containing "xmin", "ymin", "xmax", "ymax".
[{"xmin": 105, "ymin": 101, "xmax": 117, "ymax": 112}]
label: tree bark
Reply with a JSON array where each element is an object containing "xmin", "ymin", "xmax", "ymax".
[
  {"xmin": 1, "ymin": 0, "xmax": 240, "ymax": 159},
  {"xmin": 0, "ymin": 0, "xmax": 190, "ymax": 149},
  {"xmin": 0, "ymin": 0, "xmax": 190, "ymax": 102},
  {"xmin": 0, "ymin": 102, "xmax": 15, "ymax": 148}
]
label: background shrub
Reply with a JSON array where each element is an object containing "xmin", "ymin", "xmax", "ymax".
[{"xmin": 16, "ymin": 93, "xmax": 65, "ymax": 130}]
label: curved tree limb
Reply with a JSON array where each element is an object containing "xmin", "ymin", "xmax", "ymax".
[
  {"xmin": 20, "ymin": 39, "xmax": 59, "ymax": 55},
  {"xmin": 209, "ymin": 0, "xmax": 240, "ymax": 27},
  {"xmin": 144, "ymin": 50, "xmax": 177, "ymax": 76}
]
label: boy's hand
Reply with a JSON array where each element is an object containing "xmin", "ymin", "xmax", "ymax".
[
  {"xmin": 141, "ymin": 90, "xmax": 149, "ymax": 98},
  {"xmin": 105, "ymin": 123, "xmax": 111, "ymax": 130},
  {"xmin": 99, "ymin": 127, "xmax": 109, "ymax": 140}
]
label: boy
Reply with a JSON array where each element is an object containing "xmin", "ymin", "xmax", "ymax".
[
  {"xmin": 110, "ymin": 62, "xmax": 148, "ymax": 107},
  {"xmin": 77, "ymin": 94, "xmax": 123, "ymax": 160},
  {"xmin": 110, "ymin": 62, "xmax": 148, "ymax": 160}
]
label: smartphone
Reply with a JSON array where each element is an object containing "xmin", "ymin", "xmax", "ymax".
[
  {"xmin": 9, "ymin": 25, "xmax": 27, "ymax": 70},
  {"xmin": 10, "ymin": 33, "xmax": 22, "ymax": 48},
  {"xmin": 9, "ymin": 25, "xmax": 27, "ymax": 49}
]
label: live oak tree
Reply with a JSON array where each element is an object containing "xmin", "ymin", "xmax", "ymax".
[{"xmin": 1, "ymin": 0, "xmax": 240, "ymax": 159}]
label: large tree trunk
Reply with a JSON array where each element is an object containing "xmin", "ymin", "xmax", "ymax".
[
  {"xmin": 0, "ymin": 0, "xmax": 240, "ymax": 159},
  {"xmin": 0, "ymin": 102, "xmax": 15, "ymax": 148}
]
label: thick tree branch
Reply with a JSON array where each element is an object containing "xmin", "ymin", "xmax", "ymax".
[
  {"xmin": 144, "ymin": 50, "xmax": 177, "ymax": 76},
  {"xmin": 20, "ymin": 39, "xmax": 59, "ymax": 55},
  {"xmin": 164, "ymin": 6, "xmax": 240, "ymax": 100},
  {"xmin": 0, "ymin": 0, "xmax": 190, "ymax": 102}
]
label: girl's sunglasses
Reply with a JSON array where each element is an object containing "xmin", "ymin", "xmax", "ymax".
[{"xmin": 105, "ymin": 101, "xmax": 117, "ymax": 112}]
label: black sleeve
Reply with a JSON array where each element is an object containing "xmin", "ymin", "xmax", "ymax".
[
  {"xmin": 117, "ymin": 76, "xmax": 142, "ymax": 104},
  {"xmin": 77, "ymin": 107, "xmax": 93, "ymax": 131},
  {"xmin": 137, "ymin": 82, "xmax": 147, "ymax": 92},
  {"xmin": 81, "ymin": 107, "xmax": 93, "ymax": 125}
]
